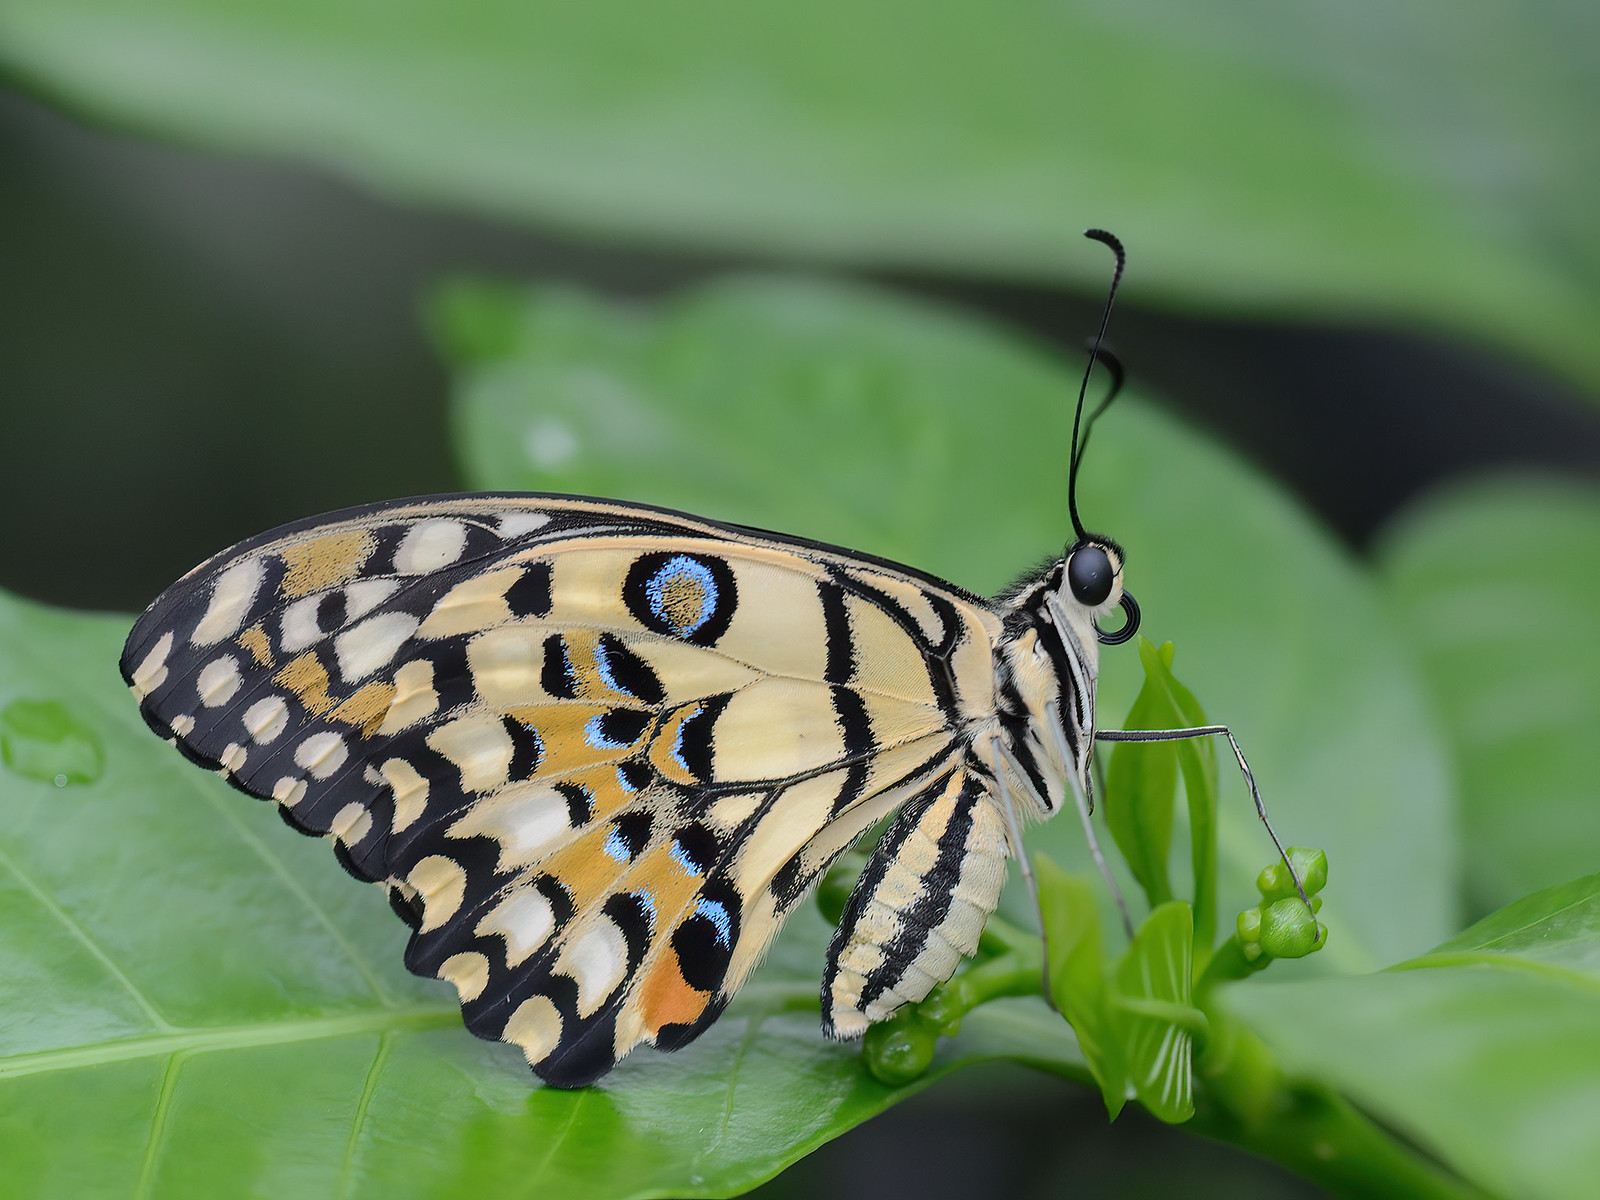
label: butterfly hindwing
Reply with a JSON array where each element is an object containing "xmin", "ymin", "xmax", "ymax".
[{"xmin": 122, "ymin": 493, "xmax": 1005, "ymax": 1084}]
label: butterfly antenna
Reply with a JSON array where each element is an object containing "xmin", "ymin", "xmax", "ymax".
[
  {"xmin": 1071, "ymin": 344, "xmax": 1126, "ymax": 481},
  {"xmin": 1068, "ymin": 229, "xmax": 1127, "ymax": 542}
]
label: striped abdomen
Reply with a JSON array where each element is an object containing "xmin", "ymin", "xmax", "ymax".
[{"xmin": 821, "ymin": 768, "xmax": 1009, "ymax": 1038}]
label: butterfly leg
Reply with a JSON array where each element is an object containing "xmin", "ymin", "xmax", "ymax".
[
  {"xmin": 1029, "ymin": 719, "xmax": 1137, "ymax": 940},
  {"xmin": 1094, "ymin": 724, "xmax": 1313, "ymax": 909}
]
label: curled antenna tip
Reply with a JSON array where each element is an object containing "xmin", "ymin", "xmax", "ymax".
[
  {"xmin": 1082, "ymin": 229, "xmax": 1126, "ymax": 280},
  {"xmin": 1066, "ymin": 229, "xmax": 1129, "ymax": 541}
]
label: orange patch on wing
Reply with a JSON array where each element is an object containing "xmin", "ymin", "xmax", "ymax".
[
  {"xmin": 507, "ymin": 703, "xmax": 649, "ymax": 776},
  {"xmin": 275, "ymin": 652, "xmax": 335, "ymax": 716},
  {"xmin": 638, "ymin": 951, "xmax": 710, "ymax": 1035},
  {"xmin": 332, "ymin": 680, "xmax": 397, "ymax": 737},
  {"xmin": 279, "ymin": 529, "xmax": 376, "ymax": 597},
  {"xmin": 238, "ymin": 622, "xmax": 273, "ymax": 667}
]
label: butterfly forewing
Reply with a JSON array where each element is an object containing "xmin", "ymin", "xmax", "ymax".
[{"xmin": 122, "ymin": 493, "xmax": 1005, "ymax": 1085}]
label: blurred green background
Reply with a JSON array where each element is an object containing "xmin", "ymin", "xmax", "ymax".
[{"xmin": 2, "ymin": 3, "xmax": 1597, "ymax": 1198}]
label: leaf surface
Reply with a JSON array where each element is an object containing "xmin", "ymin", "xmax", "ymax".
[
  {"xmin": 0, "ymin": 590, "xmax": 1082, "ymax": 1199},
  {"xmin": 1224, "ymin": 874, "xmax": 1600, "ymax": 1200},
  {"xmin": 1379, "ymin": 478, "xmax": 1600, "ymax": 914}
]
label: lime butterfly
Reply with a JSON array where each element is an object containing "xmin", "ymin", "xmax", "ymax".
[{"xmin": 120, "ymin": 233, "xmax": 1294, "ymax": 1087}]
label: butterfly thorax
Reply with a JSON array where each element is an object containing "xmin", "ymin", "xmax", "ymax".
[{"xmin": 984, "ymin": 560, "xmax": 1105, "ymax": 819}]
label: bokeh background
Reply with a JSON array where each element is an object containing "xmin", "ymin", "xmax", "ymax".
[{"xmin": 3, "ymin": 3, "xmax": 1597, "ymax": 1197}]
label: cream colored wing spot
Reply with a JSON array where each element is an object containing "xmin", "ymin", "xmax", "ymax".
[
  {"xmin": 448, "ymin": 782, "xmax": 573, "ymax": 872},
  {"xmin": 418, "ymin": 567, "xmax": 522, "ymax": 639},
  {"xmin": 859, "ymin": 573, "xmax": 949, "ymax": 647},
  {"xmin": 841, "ymin": 594, "xmax": 936, "ymax": 703},
  {"xmin": 378, "ymin": 659, "xmax": 438, "ymax": 735},
  {"xmin": 439, "ymin": 951, "xmax": 491, "ymax": 1003},
  {"xmin": 380, "ymin": 758, "xmax": 430, "ymax": 833},
  {"xmin": 466, "ymin": 625, "xmax": 546, "ymax": 709},
  {"xmin": 131, "ymin": 631, "xmax": 174, "ymax": 696},
  {"xmin": 731, "ymin": 770, "xmax": 844, "ymax": 897},
  {"xmin": 272, "ymin": 776, "xmax": 308, "ymax": 806},
  {"xmin": 192, "ymin": 558, "xmax": 265, "ymax": 645},
  {"xmin": 395, "ymin": 519, "xmax": 469, "ymax": 575},
  {"xmin": 476, "ymin": 887, "xmax": 557, "ymax": 967},
  {"xmin": 243, "ymin": 696, "xmax": 289, "ymax": 744},
  {"xmin": 170, "ymin": 714, "xmax": 196, "ymax": 737},
  {"xmin": 342, "ymin": 578, "xmax": 400, "ymax": 621},
  {"xmin": 335, "ymin": 612, "xmax": 419, "ymax": 682},
  {"xmin": 278, "ymin": 593, "xmax": 326, "ymax": 654},
  {"xmin": 330, "ymin": 801, "xmax": 374, "ymax": 845},
  {"xmin": 196, "ymin": 655, "xmax": 243, "ymax": 708},
  {"xmin": 504, "ymin": 995, "xmax": 563, "ymax": 1065},
  {"xmin": 427, "ymin": 713, "xmax": 515, "ymax": 793},
  {"xmin": 217, "ymin": 742, "xmax": 247, "ymax": 774},
  {"xmin": 561, "ymin": 917, "xmax": 630, "ymax": 1017},
  {"xmin": 707, "ymin": 679, "xmax": 846, "ymax": 781},
  {"xmin": 293, "ymin": 731, "xmax": 349, "ymax": 780},
  {"xmin": 497, "ymin": 511, "xmax": 551, "ymax": 538},
  {"xmin": 714, "ymin": 558, "xmax": 829, "ymax": 680},
  {"xmin": 409, "ymin": 855, "xmax": 467, "ymax": 933}
]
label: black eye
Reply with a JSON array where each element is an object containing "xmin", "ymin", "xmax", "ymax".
[{"xmin": 1066, "ymin": 545, "xmax": 1114, "ymax": 606}]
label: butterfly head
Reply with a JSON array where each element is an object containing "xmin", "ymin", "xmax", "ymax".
[{"xmin": 992, "ymin": 536, "xmax": 1137, "ymax": 819}]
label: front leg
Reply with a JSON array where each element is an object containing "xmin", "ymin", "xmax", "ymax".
[{"xmin": 1095, "ymin": 723, "xmax": 1311, "ymax": 908}]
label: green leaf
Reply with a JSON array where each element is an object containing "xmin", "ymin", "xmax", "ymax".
[
  {"xmin": 1223, "ymin": 875, "xmax": 1600, "ymax": 1200},
  {"xmin": 1110, "ymin": 901, "xmax": 1197, "ymax": 1124},
  {"xmin": 1036, "ymin": 856, "xmax": 1126, "ymax": 1118},
  {"xmin": 1419, "ymin": 872, "xmax": 1600, "ymax": 978},
  {"xmin": 1105, "ymin": 639, "xmax": 1222, "ymax": 955},
  {"xmin": 1378, "ymin": 478, "xmax": 1600, "ymax": 915},
  {"xmin": 2, "ymin": 1, "xmax": 1597, "ymax": 391},
  {"xmin": 1103, "ymin": 643, "xmax": 1179, "ymax": 908},
  {"xmin": 439, "ymin": 273, "xmax": 1458, "ymax": 971},
  {"xmin": 0, "ymin": 589, "xmax": 1083, "ymax": 1198}
]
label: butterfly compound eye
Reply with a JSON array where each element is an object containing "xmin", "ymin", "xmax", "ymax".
[{"xmin": 1066, "ymin": 545, "xmax": 1115, "ymax": 606}]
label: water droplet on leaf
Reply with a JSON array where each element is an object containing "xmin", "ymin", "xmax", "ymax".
[{"xmin": 0, "ymin": 699, "xmax": 104, "ymax": 786}]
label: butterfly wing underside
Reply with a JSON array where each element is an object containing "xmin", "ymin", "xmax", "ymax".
[{"xmin": 121, "ymin": 494, "xmax": 1003, "ymax": 1085}]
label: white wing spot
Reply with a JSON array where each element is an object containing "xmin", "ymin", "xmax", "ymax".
[
  {"xmin": 439, "ymin": 951, "xmax": 490, "ymax": 1003},
  {"xmin": 272, "ymin": 776, "xmax": 308, "ymax": 805},
  {"xmin": 243, "ymin": 696, "xmax": 290, "ymax": 744},
  {"xmin": 380, "ymin": 758, "xmax": 430, "ymax": 833},
  {"xmin": 294, "ymin": 731, "xmax": 348, "ymax": 780},
  {"xmin": 395, "ymin": 520, "xmax": 469, "ymax": 575},
  {"xmin": 342, "ymin": 578, "xmax": 400, "ymax": 620},
  {"xmin": 563, "ymin": 917, "xmax": 628, "ymax": 1017},
  {"xmin": 378, "ymin": 659, "xmax": 437, "ymax": 735},
  {"xmin": 504, "ymin": 995, "xmax": 563, "ymax": 1065},
  {"xmin": 196, "ymin": 655, "xmax": 242, "ymax": 708},
  {"xmin": 496, "ymin": 511, "xmax": 551, "ymax": 538},
  {"xmin": 192, "ymin": 558, "xmax": 265, "ymax": 645},
  {"xmin": 409, "ymin": 855, "xmax": 467, "ymax": 933},
  {"xmin": 279, "ymin": 593, "xmax": 326, "ymax": 653},
  {"xmin": 426, "ymin": 713, "xmax": 513, "ymax": 793},
  {"xmin": 448, "ymin": 784, "xmax": 571, "ymax": 870},
  {"xmin": 330, "ymin": 801, "xmax": 373, "ymax": 845},
  {"xmin": 218, "ymin": 742, "xmax": 247, "ymax": 774},
  {"xmin": 335, "ymin": 612, "xmax": 418, "ymax": 682},
  {"xmin": 170, "ymin": 714, "xmax": 196, "ymax": 737},
  {"xmin": 131, "ymin": 632, "xmax": 175, "ymax": 696},
  {"xmin": 476, "ymin": 888, "xmax": 556, "ymax": 968}
]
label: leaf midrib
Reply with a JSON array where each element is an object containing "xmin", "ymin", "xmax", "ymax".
[{"xmin": 0, "ymin": 1005, "xmax": 457, "ymax": 1080}]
